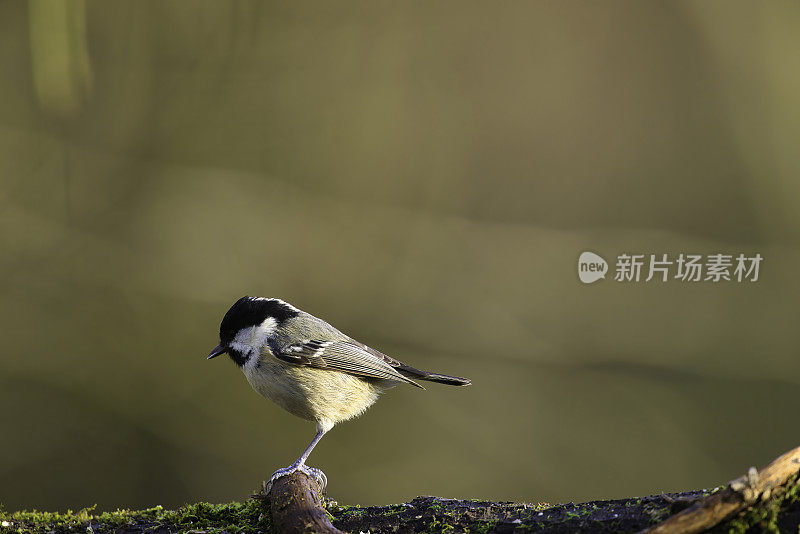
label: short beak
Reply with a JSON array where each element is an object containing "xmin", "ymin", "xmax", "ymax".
[{"xmin": 207, "ymin": 344, "xmax": 227, "ymax": 360}]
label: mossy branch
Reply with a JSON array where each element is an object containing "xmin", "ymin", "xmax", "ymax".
[
  {"xmin": 3, "ymin": 445, "xmax": 800, "ymax": 533},
  {"xmin": 640, "ymin": 444, "xmax": 800, "ymax": 534}
]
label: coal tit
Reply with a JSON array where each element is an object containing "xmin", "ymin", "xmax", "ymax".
[{"xmin": 207, "ymin": 296, "xmax": 471, "ymax": 492}]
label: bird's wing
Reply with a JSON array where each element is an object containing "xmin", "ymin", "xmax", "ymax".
[{"xmin": 273, "ymin": 339, "xmax": 423, "ymax": 388}]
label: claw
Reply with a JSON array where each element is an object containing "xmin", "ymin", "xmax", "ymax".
[{"xmin": 263, "ymin": 463, "xmax": 328, "ymax": 494}]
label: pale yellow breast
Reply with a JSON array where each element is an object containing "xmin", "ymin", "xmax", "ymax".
[{"xmin": 242, "ymin": 351, "xmax": 384, "ymax": 426}]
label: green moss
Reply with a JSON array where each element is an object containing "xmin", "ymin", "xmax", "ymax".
[
  {"xmin": 466, "ymin": 518, "xmax": 498, "ymax": 533},
  {"xmin": 643, "ymin": 501, "xmax": 671, "ymax": 525},
  {"xmin": 712, "ymin": 473, "xmax": 800, "ymax": 534},
  {"xmin": 0, "ymin": 500, "xmax": 272, "ymax": 534},
  {"xmin": 427, "ymin": 499, "xmax": 444, "ymax": 512}
]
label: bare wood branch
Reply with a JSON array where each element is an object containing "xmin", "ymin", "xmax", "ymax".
[
  {"xmin": 640, "ymin": 444, "xmax": 800, "ymax": 534},
  {"xmin": 265, "ymin": 471, "xmax": 343, "ymax": 534}
]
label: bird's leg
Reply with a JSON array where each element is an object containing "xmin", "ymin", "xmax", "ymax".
[
  {"xmin": 264, "ymin": 423, "xmax": 330, "ymax": 494},
  {"xmin": 294, "ymin": 426, "xmax": 327, "ymax": 467}
]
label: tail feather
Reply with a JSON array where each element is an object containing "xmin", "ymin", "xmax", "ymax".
[
  {"xmin": 397, "ymin": 365, "xmax": 471, "ymax": 386},
  {"xmin": 418, "ymin": 372, "xmax": 472, "ymax": 386}
]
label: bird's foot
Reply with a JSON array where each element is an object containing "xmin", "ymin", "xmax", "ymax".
[{"xmin": 263, "ymin": 463, "xmax": 327, "ymax": 494}]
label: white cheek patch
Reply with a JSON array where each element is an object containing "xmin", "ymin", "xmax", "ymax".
[
  {"xmin": 255, "ymin": 316, "xmax": 278, "ymax": 342},
  {"xmin": 230, "ymin": 317, "xmax": 278, "ymax": 356}
]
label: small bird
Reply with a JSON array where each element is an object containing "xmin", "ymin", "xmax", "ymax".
[{"xmin": 207, "ymin": 296, "xmax": 471, "ymax": 491}]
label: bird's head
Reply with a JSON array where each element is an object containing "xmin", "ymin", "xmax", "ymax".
[{"xmin": 207, "ymin": 296, "xmax": 300, "ymax": 367}]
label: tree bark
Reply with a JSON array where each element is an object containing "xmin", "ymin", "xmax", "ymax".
[
  {"xmin": 266, "ymin": 471, "xmax": 343, "ymax": 534},
  {"xmin": 263, "ymin": 445, "xmax": 800, "ymax": 533},
  {"xmin": 3, "ymin": 445, "xmax": 800, "ymax": 533},
  {"xmin": 639, "ymin": 444, "xmax": 800, "ymax": 534}
]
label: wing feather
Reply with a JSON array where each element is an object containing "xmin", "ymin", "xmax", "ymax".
[{"xmin": 274, "ymin": 339, "xmax": 423, "ymax": 388}]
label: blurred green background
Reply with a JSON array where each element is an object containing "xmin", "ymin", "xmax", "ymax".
[{"xmin": 1, "ymin": 0, "xmax": 799, "ymax": 513}]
